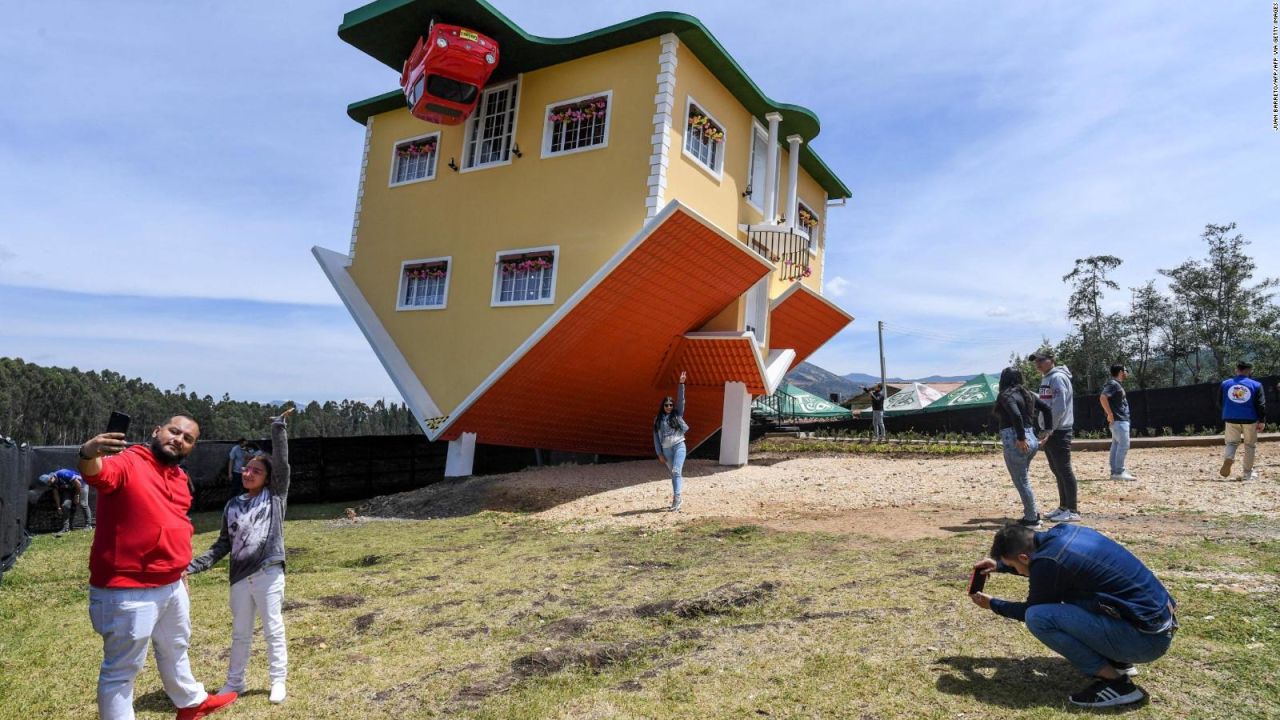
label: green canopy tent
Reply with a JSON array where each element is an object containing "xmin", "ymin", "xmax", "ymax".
[
  {"xmin": 753, "ymin": 383, "xmax": 854, "ymax": 421},
  {"xmin": 906, "ymin": 373, "xmax": 1001, "ymax": 415}
]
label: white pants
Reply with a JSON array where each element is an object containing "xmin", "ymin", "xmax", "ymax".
[
  {"xmin": 88, "ymin": 580, "xmax": 207, "ymax": 720},
  {"xmin": 227, "ymin": 564, "xmax": 288, "ymax": 690},
  {"xmin": 1224, "ymin": 422, "xmax": 1259, "ymax": 473}
]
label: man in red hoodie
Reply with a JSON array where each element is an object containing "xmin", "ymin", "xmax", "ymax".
[{"xmin": 79, "ymin": 416, "xmax": 237, "ymax": 720}]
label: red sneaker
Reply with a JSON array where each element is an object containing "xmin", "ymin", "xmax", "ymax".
[{"xmin": 175, "ymin": 691, "xmax": 237, "ymax": 720}]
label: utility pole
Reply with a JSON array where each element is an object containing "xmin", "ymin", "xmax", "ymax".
[{"xmin": 878, "ymin": 320, "xmax": 887, "ymax": 394}]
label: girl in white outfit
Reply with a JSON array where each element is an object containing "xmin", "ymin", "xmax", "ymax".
[{"xmin": 187, "ymin": 408, "xmax": 293, "ymax": 704}]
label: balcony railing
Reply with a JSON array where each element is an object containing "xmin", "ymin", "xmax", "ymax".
[{"xmin": 747, "ymin": 226, "xmax": 811, "ymax": 281}]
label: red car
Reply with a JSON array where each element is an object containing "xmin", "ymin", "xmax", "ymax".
[{"xmin": 400, "ymin": 23, "xmax": 499, "ymax": 126}]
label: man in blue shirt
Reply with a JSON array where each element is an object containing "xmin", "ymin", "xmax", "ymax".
[
  {"xmin": 39, "ymin": 468, "xmax": 94, "ymax": 534},
  {"xmin": 1218, "ymin": 360, "xmax": 1266, "ymax": 481},
  {"xmin": 228, "ymin": 438, "xmax": 248, "ymax": 492},
  {"xmin": 969, "ymin": 523, "xmax": 1176, "ymax": 709}
]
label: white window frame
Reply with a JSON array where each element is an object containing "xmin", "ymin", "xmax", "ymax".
[
  {"xmin": 541, "ymin": 90, "xmax": 613, "ymax": 158},
  {"xmin": 491, "ymin": 245, "xmax": 559, "ymax": 307},
  {"xmin": 682, "ymin": 96, "xmax": 725, "ymax": 181},
  {"xmin": 396, "ymin": 256, "xmax": 452, "ymax": 311},
  {"xmin": 462, "ymin": 77, "xmax": 521, "ymax": 172},
  {"xmin": 796, "ymin": 200, "xmax": 820, "ymax": 253},
  {"xmin": 388, "ymin": 131, "xmax": 441, "ymax": 187},
  {"xmin": 746, "ymin": 121, "xmax": 780, "ymax": 213}
]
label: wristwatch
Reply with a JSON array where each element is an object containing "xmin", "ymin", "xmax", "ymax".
[{"xmin": 78, "ymin": 445, "xmax": 96, "ymax": 461}]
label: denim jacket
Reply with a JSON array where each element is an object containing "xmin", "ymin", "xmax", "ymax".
[
  {"xmin": 652, "ymin": 383, "xmax": 688, "ymax": 456},
  {"xmin": 991, "ymin": 524, "xmax": 1176, "ymax": 634}
]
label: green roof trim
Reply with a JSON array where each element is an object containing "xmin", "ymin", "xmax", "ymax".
[{"xmin": 339, "ymin": 0, "xmax": 851, "ymax": 199}]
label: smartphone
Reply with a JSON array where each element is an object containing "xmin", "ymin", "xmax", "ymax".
[
  {"xmin": 967, "ymin": 567, "xmax": 987, "ymax": 595},
  {"xmin": 106, "ymin": 411, "xmax": 131, "ymax": 435}
]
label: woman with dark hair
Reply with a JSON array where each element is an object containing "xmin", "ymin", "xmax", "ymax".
[
  {"xmin": 187, "ymin": 407, "xmax": 293, "ymax": 705},
  {"xmin": 653, "ymin": 371, "xmax": 689, "ymax": 512},
  {"xmin": 993, "ymin": 368, "xmax": 1053, "ymax": 528}
]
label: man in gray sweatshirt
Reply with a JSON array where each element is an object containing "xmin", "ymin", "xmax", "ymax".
[{"xmin": 1031, "ymin": 350, "xmax": 1080, "ymax": 523}]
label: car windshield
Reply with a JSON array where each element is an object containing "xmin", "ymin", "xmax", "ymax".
[{"xmin": 427, "ymin": 74, "xmax": 479, "ymax": 104}]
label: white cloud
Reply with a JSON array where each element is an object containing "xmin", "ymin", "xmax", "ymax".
[
  {"xmin": 825, "ymin": 276, "xmax": 850, "ymax": 298},
  {"xmin": 985, "ymin": 306, "xmax": 1009, "ymax": 318}
]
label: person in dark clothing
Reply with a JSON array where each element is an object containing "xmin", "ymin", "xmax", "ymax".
[
  {"xmin": 992, "ymin": 368, "xmax": 1053, "ymax": 527},
  {"xmin": 1216, "ymin": 360, "xmax": 1267, "ymax": 481},
  {"xmin": 1030, "ymin": 350, "xmax": 1080, "ymax": 523},
  {"xmin": 864, "ymin": 384, "xmax": 887, "ymax": 440},
  {"xmin": 1100, "ymin": 364, "xmax": 1136, "ymax": 481},
  {"xmin": 969, "ymin": 523, "xmax": 1177, "ymax": 709}
]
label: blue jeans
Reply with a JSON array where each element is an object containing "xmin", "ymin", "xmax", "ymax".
[
  {"xmin": 661, "ymin": 441, "xmax": 686, "ymax": 497},
  {"xmin": 1025, "ymin": 601, "xmax": 1173, "ymax": 676},
  {"xmin": 1109, "ymin": 420, "xmax": 1130, "ymax": 475},
  {"xmin": 872, "ymin": 410, "xmax": 886, "ymax": 440},
  {"xmin": 999, "ymin": 427, "xmax": 1040, "ymax": 522}
]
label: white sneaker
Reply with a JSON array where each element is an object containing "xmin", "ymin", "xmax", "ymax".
[
  {"xmin": 1110, "ymin": 471, "xmax": 1137, "ymax": 481},
  {"xmin": 1054, "ymin": 511, "xmax": 1082, "ymax": 523},
  {"xmin": 668, "ymin": 496, "xmax": 682, "ymax": 513},
  {"xmin": 269, "ymin": 682, "xmax": 287, "ymax": 704},
  {"xmin": 1044, "ymin": 507, "xmax": 1068, "ymax": 521},
  {"xmin": 1241, "ymin": 471, "xmax": 1257, "ymax": 482}
]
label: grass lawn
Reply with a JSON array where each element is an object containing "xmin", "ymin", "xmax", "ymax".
[{"xmin": 2, "ymin": 502, "xmax": 1277, "ymax": 719}]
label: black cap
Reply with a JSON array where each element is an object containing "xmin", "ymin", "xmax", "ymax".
[
  {"xmin": 1028, "ymin": 350, "xmax": 1054, "ymax": 362},
  {"xmin": 1236, "ymin": 360, "xmax": 1253, "ymax": 370}
]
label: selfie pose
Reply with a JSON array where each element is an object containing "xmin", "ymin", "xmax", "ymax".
[
  {"xmin": 969, "ymin": 523, "xmax": 1177, "ymax": 709},
  {"xmin": 79, "ymin": 415, "xmax": 238, "ymax": 720},
  {"xmin": 187, "ymin": 408, "xmax": 294, "ymax": 705},
  {"xmin": 652, "ymin": 371, "xmax": 689, "ymax": 512}
]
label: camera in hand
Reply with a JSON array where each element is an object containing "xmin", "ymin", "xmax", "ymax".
[{"xmin": 967, "ymin": 567, "xmax": 987, "ymax": 595}]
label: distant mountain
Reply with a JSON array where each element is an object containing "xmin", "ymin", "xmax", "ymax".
[
  {"xmin": 784, "ymin": 362, "xmax": 861, "ymax": 401},
  {"xmin": 783, "ymin": 363, "xmax": 989, "ymax": 402}
]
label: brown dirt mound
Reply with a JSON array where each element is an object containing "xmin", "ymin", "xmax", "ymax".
[
  {"xmin": 633, "ymin": 580, "xmax": 780, "ymax": 619},
  {"xmin": 317, "ymin": 594, "xmax": 365, "ymax": 609}
]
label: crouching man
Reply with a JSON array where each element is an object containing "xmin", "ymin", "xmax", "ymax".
[
  {"xmin": 79, "ymin": 416, "xmax": 237, "ymax": 720},
  {"xmin": 969, "ymin": 523, "xmax": 1177, "ymax": 709}
]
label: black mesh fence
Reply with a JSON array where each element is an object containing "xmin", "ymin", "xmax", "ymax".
[
  {"xmin": 784, "ymin": 376, "xmax": 1278, "ymax": 437},
  {"xmin": 0, "ymin": 443, "xmax": 33, "ymax": 583}
]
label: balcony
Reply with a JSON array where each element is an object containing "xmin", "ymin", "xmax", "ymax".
[{"xmin": 746, "ymin": 226, "xmax": 811, "ymax": 281}]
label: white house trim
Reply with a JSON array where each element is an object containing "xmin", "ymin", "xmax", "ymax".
[
  {"xmin": 769, "ymin": 279, "xmax": 855, "ymax": 321},
  {"xmin": 541, "ymin": 89, "xmax": 614, "ymax": 159},
  {"xmin": 435, "ymin": 200, "xmax": 773, "ymax": 441},
  {"xmin": 490, "ymin": 244, "xmax": 560, "ymax": 307},
  {"xmin": 312, "ymin": 246, "xmax": 443, "ymax": 436},
  {"xmin": 388, "ymin": 130, "xmax": 441, "ymax": 187},
  {"xmin": 461, "ymin": 76, "xmax": 522, "ymax": 173},
  {"xmin": 681, "ymin": 95, "xmax": 726, "ymax": 182},
  {"xmin": 763, "ymin": 348, "xmax": 796, "ymax": 395},
  {"xmin": 645, "ymin": 34, "xmax": 679, "ymax": 219},
  {"xmin": 347, "ymin": 117, "xmax": 374, "ymax": 265},
  {"xmin": 395, "ymin": 255, "xmax": 452, "ymax": 311},
  {"xmin": 784, "ymin": 134, "xmax": 803, "ymax": 229},
  {"xmin": 762, "ymin": 112, "xmax": 782, "ymax": 223}
]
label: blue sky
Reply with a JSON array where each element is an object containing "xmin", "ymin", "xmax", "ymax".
[{"xmin": 2, "ymin": 1, "xmax": 1276, "ymax": 401}]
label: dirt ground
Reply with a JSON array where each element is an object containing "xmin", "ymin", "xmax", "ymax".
[{"xmin": 359, "ymin": 445, "xmax": 1279, "ymax": 541}]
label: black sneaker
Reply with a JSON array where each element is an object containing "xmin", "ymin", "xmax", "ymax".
[
  {"xmin": 1017, "ymin": 515, "xmax": 1042, "ymax": 529},
  {"xmin": 1069, "ymin": 677, "xmax": 1144, "ymax": 708}
]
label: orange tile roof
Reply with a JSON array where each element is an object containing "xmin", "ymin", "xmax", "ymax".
[
  {"xmin": 440, "ymin": 206, "xmax": 771, "ymax": 456},
  {"xmin": 768, "ymin": 284, "xmax": 854, "ymax": 371},
  {"xmin": 658, "ymin": 334, "xmax": 766, "ymax": 395}
]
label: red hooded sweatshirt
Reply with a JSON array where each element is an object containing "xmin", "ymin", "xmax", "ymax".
[{"xmin": 83, "ymin": 445, "xmax": 195, "ymax": 588}]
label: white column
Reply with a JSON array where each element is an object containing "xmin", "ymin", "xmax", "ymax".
[
  {"xmin": 445, "ymin": 432, "xmax": 477, "ymax": 477},
  {"xmin": 762, "ymin": 112, "xmax": 782, "ymax": 224},
  {"xmin": 784, "ymin": 135, "xmax": 803, "ymax": 229},
  {"xmin": 719, "ymin": 382, "xmax": 751, "ymax": 466}
]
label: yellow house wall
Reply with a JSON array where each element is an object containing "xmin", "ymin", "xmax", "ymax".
[
  {"xmin": 664, "ymin": 49, "xmax": 830, "ymax": 317},
  {"xmin": 348, "ymin": 39, "xmax": 661, "ymax": 413}
]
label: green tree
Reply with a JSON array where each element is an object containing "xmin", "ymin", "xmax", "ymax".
[
  {"xmin": 1159, "ymin": 223, "xmax": 1279, "ymax": 378},
  {"xmin": 1124, "ymin": 281, "xmax": 1169, "ymax": 389},
  {"xmin": 1062, "ymin": 255, "xmax": 1124, "ymax": 391}
]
